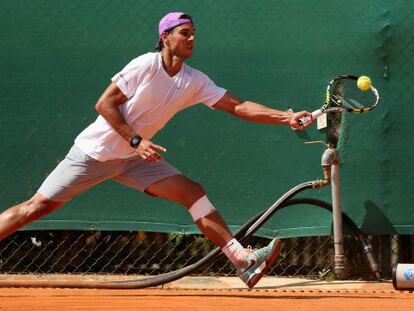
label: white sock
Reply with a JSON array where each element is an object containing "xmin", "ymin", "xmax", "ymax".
[{"xmin": 221, "ymin": 238, "xmax": 247, "ymax": 268}]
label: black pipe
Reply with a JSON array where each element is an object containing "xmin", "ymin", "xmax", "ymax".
[{"xmin": 281, "ymin": 198, "xmax": 382, "ymax": 281}]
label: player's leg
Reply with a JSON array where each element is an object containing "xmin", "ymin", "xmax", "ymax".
[
  {"xmin": 145, "ymin": 174, "xmax": 233, "ymax": 248},
  {"xmin": 0, "ymin": 193, "xmax": 62, "ymax": 241},
  {"xmin": 116, "ymin": 166, "xmax": 243, "ymax": 259},
  {"xmin": 144, "ymin": 174, "xmax": 282, "ymax": 288},
  {"xmin": 145, "ymin": 174, "xmax": 251, "ymax": 267},
  {"xmin": 0, "ymin": 145, "xmax": 123, "ymax": 241},
  {"xmin": 115, "ymin": 159, "xmax": 282, "ymax": 288}
]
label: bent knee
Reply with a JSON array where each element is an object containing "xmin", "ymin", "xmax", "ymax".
[
  {"xmin": 182, "ymin": 182, "xmax": 206, "ymax": 207},
  {"xmin": 188, "ymin": 195, "xmax": 217, "ymax": 222}
]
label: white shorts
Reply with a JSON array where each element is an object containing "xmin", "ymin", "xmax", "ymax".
[{"xmin": 37, "ymin": 145, "xmax": 181, "ymax": 202}]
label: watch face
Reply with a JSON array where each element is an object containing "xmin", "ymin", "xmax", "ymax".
[{"xmin": 131, "ymin": 136, "xmax": 142, "ymax": 148}]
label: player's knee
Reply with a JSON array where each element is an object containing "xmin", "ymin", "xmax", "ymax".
[
  {"xmin": 21, "ymin": 195, "xmax": 62, "ymax": 221},
  {"xmin": 188, "ymin": 195, "xmax": 217, "ymax": 222},
  {"xmin": 183, "ymin": 182, "xmax": 206, "ymax": 207}
]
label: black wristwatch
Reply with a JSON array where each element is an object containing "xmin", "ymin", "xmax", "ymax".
[{"xmin": 130, "ymin": 135, "xmax": 142, "ymax": 148}]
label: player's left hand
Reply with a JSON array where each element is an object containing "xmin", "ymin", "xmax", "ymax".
[{"xmin": 135, "ymin": 139, "xmax": 167, "ymax": 163}]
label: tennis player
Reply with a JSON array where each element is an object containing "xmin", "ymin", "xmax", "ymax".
[{"xmin": 0, "ymin": 12, "xmax": 312, "ymax": 288}]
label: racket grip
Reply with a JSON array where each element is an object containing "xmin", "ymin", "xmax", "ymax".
[{"xmin": 298, "ymin": 109, "xmax": 323, "ymax": 126}]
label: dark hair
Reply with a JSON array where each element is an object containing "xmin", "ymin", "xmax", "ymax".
[{"xmin": 155, "ymin": 14, "xmax": 193, "ymax": 51}]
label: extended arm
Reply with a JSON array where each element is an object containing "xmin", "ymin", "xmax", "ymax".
[{"xmin": 212, "ymin": 92, "xmax": 312, "ymax": 130}]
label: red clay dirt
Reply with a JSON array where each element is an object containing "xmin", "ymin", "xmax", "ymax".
[{"xmin": 0, "ymin": 275, "xmax": 412, "ymax": 310}]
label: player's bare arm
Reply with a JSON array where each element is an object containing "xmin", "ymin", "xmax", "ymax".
[
  {"xmin": 95, "ymin": 82, "xmax": 166, "ymax": 161},
  {"xmin": 212, "ymin": 92, "xmax": 313, "ymax": 130}
]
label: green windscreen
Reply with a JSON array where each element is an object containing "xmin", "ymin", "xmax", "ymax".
[{"xmin": 0, "ymin": 0, "xmax": 412, "ymax": 237}]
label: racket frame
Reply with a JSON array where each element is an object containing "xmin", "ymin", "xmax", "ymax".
[{"xmin": 300, "ymin": 74, "xmax": 380, "ymax": 126}]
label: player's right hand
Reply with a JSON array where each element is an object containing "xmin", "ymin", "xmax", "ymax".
[
  {"xmin": 292, "ymin": 111, "xmax": 313, "ymax": 130},
  {"xmin": 135, "ymin": 139, "xmax": 167, "ymax": 162},
  {"xmin": 287, "ymin": 110, "xmax": 313, "ymax": 130}
]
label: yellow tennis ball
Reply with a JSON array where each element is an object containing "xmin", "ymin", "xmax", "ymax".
[{"xmin": 357, "ymin": 76, "xmax": 372, "ymax": 91}]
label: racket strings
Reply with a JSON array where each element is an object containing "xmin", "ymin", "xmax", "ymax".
[
  {"xmin": 347, "ymin": 98, "xmax": 365, "ymax": 109},
  {"xmin": 330, "ymin": 83, "xmax": 373, "ymax": 110},
  {"xmin": 341, "ymin": 97, "xmax": 365, "ymax": 109}
]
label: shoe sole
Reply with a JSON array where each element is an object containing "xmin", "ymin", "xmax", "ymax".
[{"xmin": 246, "ymin": 239, "xmax": 282, "ymax": 288}]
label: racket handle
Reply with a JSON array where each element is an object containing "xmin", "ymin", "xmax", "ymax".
[{"xmin": 298, "ymin": 109, "xmax": 323, "ymax": 126}]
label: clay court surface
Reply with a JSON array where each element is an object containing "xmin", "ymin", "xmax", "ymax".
[{"xmin": 0, "ymin": 275, "xmax": 413, "ymax": 310}]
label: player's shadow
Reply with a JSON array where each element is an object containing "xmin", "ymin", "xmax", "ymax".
[{"xmin": 360, "ymin": 200, "xmax": 396, "ymax": 234}]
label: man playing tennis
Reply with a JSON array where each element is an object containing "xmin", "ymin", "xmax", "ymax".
[{"xmin": 0, "ymin": 12, "xmax": 312, "ymax": 288}]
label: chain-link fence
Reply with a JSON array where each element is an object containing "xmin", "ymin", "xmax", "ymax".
[{"xmin": 1, "ymin": 230, "xmax": 412, "ymax": 281}]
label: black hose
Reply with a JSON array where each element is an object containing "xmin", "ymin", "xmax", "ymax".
[
  {"xmin": 102, "ymin": 180, "xmax": 318, "ymax": 288},
  {"xmin": 0, "ymin": 180, "xmax": 317, "ymax": 288},
  {"xmin": 0, "ymin": 181, "xmax": 381, "ymax": 287}
]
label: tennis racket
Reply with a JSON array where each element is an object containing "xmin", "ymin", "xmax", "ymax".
[{"xmin": 299, "ymin": 75, "xmax": 380, "ymax": 126}]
